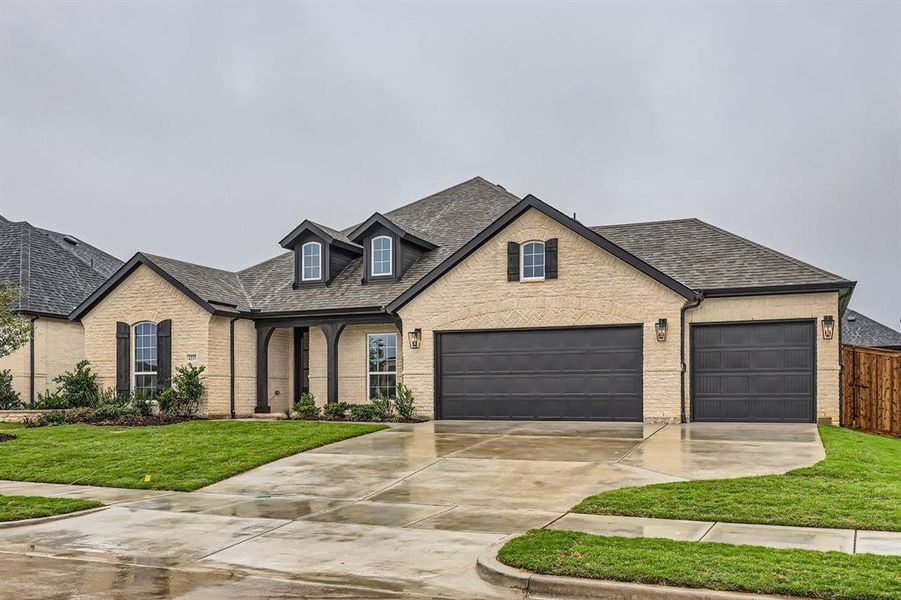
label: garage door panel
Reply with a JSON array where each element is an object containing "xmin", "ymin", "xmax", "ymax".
[
  {"xmin": 437, "ymin": 327, "xmax": 642, "ymax": 421},
  {"xmin": 692, "ymin": 321, "xmax": 815, "ymax": 423}
]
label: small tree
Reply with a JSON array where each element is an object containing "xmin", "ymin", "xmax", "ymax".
[
  {"xmin": 0, "ymin": 283, "xmax": 30, "ymax": 359},
  {"xmin": 0, "ymin": 369, "xmax": 21, "ymax": 410},
  {"xmin": 159, "ymin": 364, "xmax": 206, "ymax": 417}
]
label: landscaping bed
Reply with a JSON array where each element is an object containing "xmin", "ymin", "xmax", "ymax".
[
  {"xmin": 0, "ymin": 420, "xmax": 385, "ymax": 491},
  {"xmin": 0, "ymin": 495, "xmax": 102, "ymax": 523},
  {"xmin": 499, "ymin": 529, "xmax": 901, "ymax": 600},
  {"xmin": 574, "ymin": 426, "xmax": 901, "ymax": 531}
]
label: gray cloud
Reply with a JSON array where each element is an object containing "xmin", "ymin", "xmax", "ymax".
[{"xmin": 1, "ymin": 1, "xmax": 898, "ymax": 325}]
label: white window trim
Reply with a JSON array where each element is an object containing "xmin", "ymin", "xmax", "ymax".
[
  {"xmin": 366, "ymin": 332, "xmax": 398, "ymax": 401},
  {"xmin": 520, "ymin": 240, "xmax": 546, "ymax": 281},
  {"xmin": 301, "ymin": 241, "xmax": 322, "ymax": 281},
  {"xmin": 370, "ymin": 235, "xmax": 393, "ymax": 277},
  {"xmin": 133, "ymin": 321, "xmax": 158, "ymax": 394}
]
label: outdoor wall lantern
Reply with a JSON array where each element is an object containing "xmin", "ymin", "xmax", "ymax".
[
  {"xmin": 654, "ymin": 318, "xmax": 668, "ymax": 342},
  {"xmin": 822, "ymin": 315, "xmax": 835, "ymax": 340},
  {"xmin": 408, "ymin": 328, "xmax": 422, "ymax": 350}
]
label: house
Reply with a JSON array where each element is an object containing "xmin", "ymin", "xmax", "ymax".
[
  {"xmin": 70, "ymin": 177, "xmax": 855, "ymax": 423},
  {"xmin": 842, "ymin": 310, "xmax": 901, "ymax": 351},
  {"xmin": 0, "ymin": 216, "xmax": 123, "ymax": 402}
]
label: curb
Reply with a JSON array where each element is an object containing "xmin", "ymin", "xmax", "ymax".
[
  {"xmin": 476, "ymin": 541, "xmax": 795, "ymax": 600},
  {"xmin": 0, "ymin": 505, "xmax": 108, "ymax": 529}
]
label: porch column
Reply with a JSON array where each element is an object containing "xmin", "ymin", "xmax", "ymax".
[
  {"xmin": 320, "ymin": 322, "xmax": 346, "ymax": 404},
  {"xmin": 255, "ymin": 325, "xmax": 275, "ymax": 413}
]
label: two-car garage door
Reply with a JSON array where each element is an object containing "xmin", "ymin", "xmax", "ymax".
[{"xmin": 436, "ymin": 326, "xmax": 642, "ymax": 421}]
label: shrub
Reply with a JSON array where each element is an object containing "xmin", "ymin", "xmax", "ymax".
[
  {"xmin": 371, "ymin": 393, "xmax": 393, "ymax": 420},
  {"xmin": 393, "ymin": 383, "xmax": 416, "ymax": 421},
  {"xmin": 158, "ymin": 364, "xmax": 206, "ymax": 417},
  {"xmin": 349, "ymin": 403, "xmax": 381, "ymax": 422},
  {"xmin": 322, "ymin": 401, "xmax": 349, "ymax": 419},
  {"xmin": 22, "ymin": 415, "xmax": 48, "ymax": 428},
  {"xmin": 0, "ymin": 369, "xmax": 21, "ymax": 410},
  {"xmin": 293, "ymin": 393, "xmax": 320, "ymax": 419},
  {"xmin": 30, "ymin": 391, "xmax": 70, "ymax": 410},
  {"xmin": 52, "ymin": 360, "xmax": 100, "ymax": 408},
  {"xmin": 44, "ymin": 410, "xmax": 67, "ymax": 425},
  {"xmin": 65, "ymin": 406, "xmax": 93, "ymax": 424},
  {"xmin": 89, "ymin": 403, "xmax": 141, "ymax": 422}
]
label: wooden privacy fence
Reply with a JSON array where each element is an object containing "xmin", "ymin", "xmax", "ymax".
[{"xmin": 842, "ymin": 344, "xmax": 901, "ymax": 436}]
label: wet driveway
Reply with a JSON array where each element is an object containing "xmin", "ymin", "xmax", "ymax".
[{"xmin": 0, "ymin": 421, "xmax": 824, "ymax": 598}]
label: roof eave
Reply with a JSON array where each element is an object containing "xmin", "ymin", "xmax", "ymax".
[{"xmin": 701, "ymin": 281, "xmax": 857, "ymax": 298}]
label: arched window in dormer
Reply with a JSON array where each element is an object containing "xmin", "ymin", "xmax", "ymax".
[
  {"xmin": 301, "ymin": 241, "xmax": 322, "ymax": 281},
  {"xmin": 371, "ymin": 236, "xmax": 393, "ymax": 276}
]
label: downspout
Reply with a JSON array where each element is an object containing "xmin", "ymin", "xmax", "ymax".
[
  {"xmin": 836, "ymin": 286, "xmax": 853, "ymax": 427},
  {"xmin": 29, "ymin": 316, "xmax": 38, "ymax": 404},
  {"xmin": 229, "ymin": 315, "xmax": 240, "ymax": 419},
  {"xmin": 680, "ymin": 294, "xmax": 703, "ymax": 423}
]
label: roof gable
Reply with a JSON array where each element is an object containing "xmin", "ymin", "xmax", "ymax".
[
  {"xmin": 387, "ymin": 194, "xmax": 698, "ymax": 312},
  {"xmin": 278, "ymin": 220, "xmax": 362, "ymax": 252},
  {"xmin": 347, "ymin": 213, "xmax": 438, "ymax": 250}
]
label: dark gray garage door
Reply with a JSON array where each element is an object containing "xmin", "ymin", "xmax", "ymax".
[
  {"xmin": 692, "ymin": 321, "xmax": 815, "ymax": 423},
  {"xmin": 436, "ymin": 326, "xmax": 642, "ymax": 421}
]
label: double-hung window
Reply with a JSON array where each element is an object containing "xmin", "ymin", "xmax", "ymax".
[
  {"xmin": 521, "ymin": 241, "xmax": 545, "ymax": 280},
  {"xmin": 371, "ymin": 236, "xmax": 392, "ymax": 277},
  {"xmin": 133, "ymin": 321, "xmax": 158, "ymax": 396},
  {"xmin": 367, "ymin": 333, "xmax": 397, "ymax": 400},
  {"xmin": 302, "ymin": 241, "xmax": 322, "ymax": 281}
]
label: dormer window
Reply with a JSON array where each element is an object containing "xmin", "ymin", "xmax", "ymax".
[
  {"xmin": 371, "ymin": 236, "xmax": 393, "ymax": 277},
  {"xmin": 521, "ymin": 241, "xmax": 545, "ymax": 281},
  {"xmin": 301, "ymin": 241, "xmax": 322, "ymax": 281}
]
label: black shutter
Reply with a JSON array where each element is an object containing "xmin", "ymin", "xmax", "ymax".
[
  {"xmin": 507, "ymin": 242, "xmax": 520, "ymax": 281},
  {"xmin": 545, "ymin": 238, "xmax": 558, "ymax": 279},
  {"xmin": 157, "ymin": 319, "xmax": 172, "ymax": 391},
  {"xmin": 116, "ymin": 322, "xmax": 130, "ymax": 395}
]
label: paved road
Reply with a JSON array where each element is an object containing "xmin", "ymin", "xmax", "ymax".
[{"xmin": 0, "ymin": 421, "xmax": 824, "ymax": 598}]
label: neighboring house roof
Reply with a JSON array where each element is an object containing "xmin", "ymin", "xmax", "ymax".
[
  {"xmin": 842, "ymin": 310, "xmax": 901, "ymax": 349},
  {"xmin": 0, "ymin": 216, "xmax": 123, "ymax": 317},
  {"xmin": 68, "ymin": 177, "xmax": 856, "ymax": 320},
  {"xmin": 593, "ymin": 218, "xmax": 850, "ymax": 293}
]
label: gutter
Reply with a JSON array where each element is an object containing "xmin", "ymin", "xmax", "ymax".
[
  {"xmin": 680, "ymin": 294, "xmax": 703, "ymax": 423},
  {"xmin": 29, "ymin": 316, "xmax": 38, "ymax": 404},
  {"xmin": 229, "ymin": 315, "xmax": 240, "ymax": 419}
]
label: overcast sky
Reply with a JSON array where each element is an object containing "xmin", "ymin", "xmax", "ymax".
[{"xmin": 1, "ymin": 1, "xmax": 898, "ymax": 326}]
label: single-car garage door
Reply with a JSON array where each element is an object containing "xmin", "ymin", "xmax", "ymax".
[
  {"xmin": 436, "ymin": 326, "xmax": 642, "ymax": 420},
  {"xmin": 691, "ymin": 321, "xmax": 815, "ymax": 423}
]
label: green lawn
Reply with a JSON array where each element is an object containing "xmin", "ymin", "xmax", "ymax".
[
  {"xmin": 0, "ymin": 420, "xmax": 385, "ymax": 491},
  {"xmin": 574, "ymin": 426, "xmax": 901, "ymax": 531},
  {"xmin": 0, "ymin": 495, "xmax": 102, "ymax": 522},
  {"xmin": 499, "ymin": 530, "xmax": 901, "ymax": 600}
]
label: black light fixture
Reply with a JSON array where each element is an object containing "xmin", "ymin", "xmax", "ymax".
[
  {"xmin": 408, "ymin": 328, "xmax": 422, "ymax": 350},
  {"xmin": 654, "ymin": 318, "xmax": 668, "ymax": 342},
  {"xmin": 822, "ymin": 315, "xmax": 835, "ymax": 340}
]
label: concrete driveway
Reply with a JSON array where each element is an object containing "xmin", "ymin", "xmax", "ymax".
[{"xmin": 0, "ymin": 421, "xmax": 824, "ymax": 599}]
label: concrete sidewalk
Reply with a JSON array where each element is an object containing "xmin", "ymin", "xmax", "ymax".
[{"xmin": 547, "ymin": 513, "xmax": 901, "ymax": 556}]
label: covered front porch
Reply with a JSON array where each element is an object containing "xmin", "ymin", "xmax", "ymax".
[{"xmin": 253, "ymin": 311, "xmax": 403, "ymax": 414}]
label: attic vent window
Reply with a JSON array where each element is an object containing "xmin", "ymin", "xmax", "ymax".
[{"xmin": 62, "ymin": 235, "xmax": 78, "ymax": 245}]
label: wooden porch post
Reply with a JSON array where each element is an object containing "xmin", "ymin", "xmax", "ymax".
[
  {"xmin": 255, "ymin": 325, "xmax": 275, "ymax": 413},
  {"xmin": 320, "ymin": 322, "xmax": 346, "ymax": 404}
]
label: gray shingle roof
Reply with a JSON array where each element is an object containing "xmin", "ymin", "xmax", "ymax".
[
  {"xmin": 842, "ymin": 310, "xmax": 901, "ymax": 348},
  {"xmin": 592, "ymin": 218, "xmax": 851, "ymax": 291},
  {"xmin": 0, "ymin": 217, "xmax": 123, "ymax": 316},
  {"xmin": 237, "ymin": 177, "xmax": 521, "ymax": 312},
  {"xmin": 92, "ymin": 179, "xmax": 854, "ymax": 317}
]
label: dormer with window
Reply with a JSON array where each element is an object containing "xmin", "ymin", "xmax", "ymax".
[
  {"xmin": 348, "ymin": 213, "xmax": 438, "ymax": 283},
  {"xmin": 279, "ymin": 220, "xmax": 363, "ymax": 288}
]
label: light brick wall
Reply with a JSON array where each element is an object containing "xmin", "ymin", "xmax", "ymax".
[
  {"xmin": 0, "ymin": 317, "xmax": 84, "ymax": 401},
  {"xmin": 81, "ymin": 264, "xmax": 212, "ymax": 397},
  {"xmin": 267, "ymin": 328, "xmax": 292, "ymax": 415},
  {"xmin": 398, "ymin": 208, "xmax": 687, "ymax": 421},
  {"xmin": 685, "ymin": 292, "xmax": 840, "ymax": 422},
  {"xmin": 309, "ymin": 323, "xmax": 402, "ymax": 406}
]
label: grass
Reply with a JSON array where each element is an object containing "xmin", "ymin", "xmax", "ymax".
[
  {"xmin": 499, "ymin": 530, "xmax": 901, "ymax": 600},
  {"xmin": 574, "ymin": 425, "xmax": 901, "ymax": 531},
  {"xmin": 0, "ymin": 420, "xmax": 385, "ymax": 491},
  {"xmin": 0, "ymin": 495, "xmax": 102, "ymax": 522}
]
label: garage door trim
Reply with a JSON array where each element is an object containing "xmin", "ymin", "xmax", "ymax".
[
  {"xmin": 689, "ymin": 318, "xmax": 817, "ymax": 423},
  {"xmin": 434, "ymin": 323, "xmax": 644, "ymax": 421}
]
